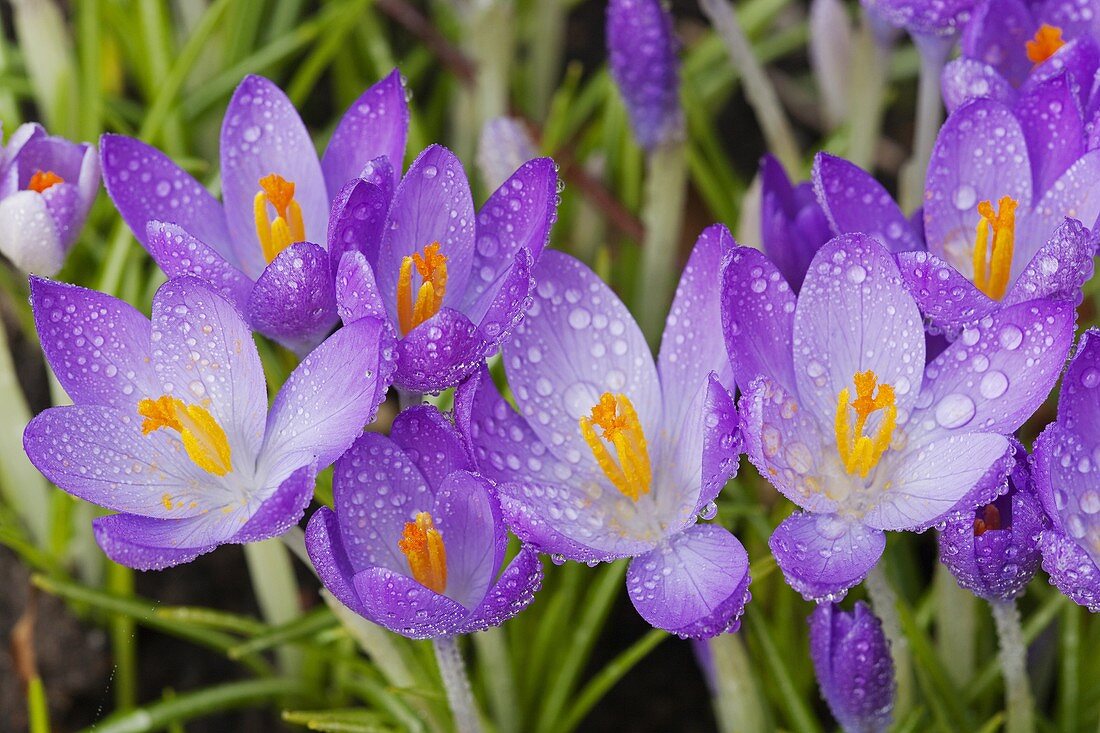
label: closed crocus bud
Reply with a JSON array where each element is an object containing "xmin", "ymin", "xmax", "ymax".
[
  {"xmin": 606, "ymin": 0, "xmax": 683, "ymax": 150},
  {"xmin": 938, "ymin": 448, "xmax": 1045, "ymax": 603},
  {"xmin": 809, "ymin": 602, "xmax": 895, "ymax": 733},
  {"xmin": 861, "ymin": 0, "xmax": 976, "ymax": 37},
  {"xmin": 0, "ymin": 123, "xmax": 98, "ymax": 275},
  {"xmin": 759, "ymin": 154, "xmax": 831, "ymax": 292},
  {"xmin": 477, "ymin": 116, "xmax": 540, "ymax": 192}
]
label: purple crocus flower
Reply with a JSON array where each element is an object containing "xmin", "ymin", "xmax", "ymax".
[
  {"xmin": 100, "ymin": 71, "xmax": 409, "ymax": 355},
  {"xmin": 305, "ymin": 405, "xmax": 542, "ymax": 638},
  {"xmin": 0, "ymin": 123, "xmax": 99, "ymax": 275},
  {"xmin": 1031, "ymin": 328, "xmax": 1100, "ymax": 611},
  {"xmin": 861, "ymin": 0, "xmax": 976, "ymax": 37},
  {"xmin": 938, "ymin": 444, "xmax": 1045, "ymax": 602},
  {"xmin": 22, "ymin": 276, "xmax": 394, "ymax": 569},
  {"xmin": 333, "ymin": 146, "xmax": 559, "ymax": 393},
  {"xmin": 725, "ymin": 234, "xmax": 1074, "ymax": 600},
  {"xmin": 760, "ymin": 154, "xmax": 832, "ymax": 292},
  {"xmin": 455, "ymin": 226, "xmax": 750, "ymax": 638},
  {"xmin": 809, "ymin": 601, "xmax": 895, "ymax": 733},
  {"xmin": 606, "ymin": 0, "xmax": 683, "ymax": 150}
]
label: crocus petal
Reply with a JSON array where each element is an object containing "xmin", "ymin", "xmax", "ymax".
[
  {"xmin": 377, "ymin": 145, "xmax": 475, "ymax": 317},
  {"xmin": 322, "ymin": 69, "xmax": 409, "ymax": 196},
  {"xmin": 941, "ymin": 58, "xmax": 1018, "ymax": 113},
  {"xmin": 145, "ymin": 221, "xmax": 252, "ymax": 312},
  {"xmin": 626, "ymin": 524, "xmax": 750, "ymax": 638},
  {"xmin": 457, "ymin": 546, "xmax": 543, "ymax": 633},
  {"xmin": 473, "ymin": 247, "xmax": 534, "ymax": 341},
  {"xmin": 245, "ymin": 241, "xmax": 339, "ymax": 356},
  {"xmin": 864, "ymin": 0, "xmax": 976, "ymax": 35},
  {"xmin": 353, "ymin": 566, "xmax": 469, "ymax": 639},
  {"xmin": 150, "ymin": 277, "xmax": 267, "ymax": 464},
  {"xmin": 231, "ymin": 463, "xmax": 316, "ymax": 543},
  {"xmin": 1040, "ymin": 529, "xmax": 1100, "ymax": 612},
  {"xmin": 99, "ymin": 134, "xmax": 234, "ymax": 263},
  {"xmin": 39, "ymin": 181, "xmax": 84, "ymax": 251},
  {"xmin": 865, "ymin": 433, "xmax": 1013, "ymax": 531},
  {"xmin": 92, "ymin": 513, "xmax": 220, "ymax": 570},
  {"xmin": 29, "ymin": 276, "xmax": 158, "ymax": 408},
  {"xmin": 503, "ymin": 250, "xmax": 661, "ymax": 471},
  {"xmin": 1004, "ymin": 217, "xmax": 1095, "ymax": 306},
  {"xmin": 0, "ymin": 190, "xmax": 63, "ymax": 275},
  {"xmin": 1056, "ymin": 327, "xmax": 1100, "ymax": 433},
  {"xmin": 1016, "ymin": 73, "xmax": 1086, "ymax": 194},
  {"xmin": 332, "ymin": 432, "xmax": 432, "ymax": 575},
  {"xmin": 911, "ymin": 299, "xmax": 1075, "ymax": 439},
  {"xmin": 699, "ymin": 374, "xmax": 742, "ymax": 513},
  {"xmin": 395, "ymin": 307, "xmax": 490, "ymax": 393},
  {"xmin": 305, "ymin": 506, "xmax": 369, "ymax": 616},
  {"xmin": 431, "ymin": 470, "xmax": 507, "ymax": 610},
  {"xmin": 770, "ymin": 511, "xmax": 886, "ymax": 601},
  {"xmin": 1019, "ymin": 148, "xmax": 1100, "ymax": 266},
  {"xmin": 328, "ymin": 178, "xmax": 389, "ymax": 269},
  {"xmin": 923, "ymin": 100, "xmax": 1033, "ymax": 268},
  {"xmin": 759, "ymin": 155, "xmax": 832, "ymax": 292},
  {"xmin": 476, "ymin": 117, "xmax": 540, "ymax": 192},
  {"xmin": 220, "ymin": 76, "xmax": 328, "ymax": 278},
  {"xmin": 960, "ymin": 0, "xmax": 1034, "ymax": 86},
  {"xmin": 720, "ymin": 245, "xmax": 797, "ymax": 394},
  {"xmin": 335, "ymin": 251, "xmax": 388, "ymax": 325},
  {"xmin": 896, "ymin": 250, "xmax": 998, "ymax": 330},
  {"xmin": 263, "ymin": 316, "xmax": 395, "ymax": 478},
  {"xmin": 463, "ymin": 158, "xmax": 558, "ymax": 321},
  {"xmin": 793, "ymin": 235, "xmax": 925, "ymax": 425},
  {"xmin": 389, "ymin": 406, "xmax": 472, "ymax": 488},
  {"xmin": 812, "ymin": 153, "xmax": 922, "ymax": 253}
]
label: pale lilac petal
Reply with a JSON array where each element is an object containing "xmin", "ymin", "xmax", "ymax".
[
  {"xmin": 305, "ymin": 506, "xmax": 369, "ymax": 616},
  {"xmin": 1021, "ymin": 149, "xmax": 1100, "ymax": 264},
  {"xmin": 232, "ymin": 463, "xmax": 316, "ymax": 543},
  {"xmin": 145, "ymin": 222, "xmax": 252, "ymax": 312},
  {"xmin": 431, "ymin": 471, "xmax": 507, "ymax": 610},
  {"xmin": 720, "ymin": 245, "xmax": 797, "ymax": 394},
  {"xmin": 476, "ymin": 117, "xmax": 540, "ymax": 192},
  {"xmin": 245, "ymin": 241, "xmax": 339, "ymax": 355},
  {"xmin": 377, "ymin": 146, "xmax": 475, "ymax": 317},
  {"xmin": 220, "ymin": 76, "xmax": 328, "ymax": 278},
  {"xmin": 99, "ymin": 134, "xmax": 234, "ymax": 264},
  {"xmin": 322, "ymin": 69, "xmax": 409, "ymax": 195},
  {"xmin": 328, "ymin": 178, "xmax": 389, "ymax": 268},
  {"xmin": 960, "ymin": 0, "xmax": 1034, "ymax": 86},
  {"xmin": 0, "ymin": 191, "xmax": 63, "ymax": 275},
  {"xmin": 1016, "ymin": 73, "xmax": 1086, "ymax": 193},
  {"xmin": 335, "ymin": 251, "xmax": 388, "ymax": 325},
  {"xmin": 1004, "ymin": 217, "xmax": 1095, "ymax": 306},
  {"xmin": 394, "ymin": 307, "xmax": 491, "ymax": 393},
  {"xmin": 353, "ymin": 567, "xmax": 468, "ymax": 639},
  {"xmin": 699, "ymin": 374, "xmax": 742, "ymax": 513},
  {"xmin": 1056, "ymin": 327, "xmax": 1100, "ymax": 433},
  {"xmin": 769, "ymin": 512, "xmax": 886, "ymax": 601},
  {"xmin": 812, "ymin": 153, "xmax": 922, "ymax": 253},
  {"xmin": 941, "ymin": 58, "xmax": 1018, "ymax": 113},
  {"xmin": 793, "ymin": 235, "xmax": 925, "ymax": 425},
  {"xmin": 29, "ymin": 276, "xmax": 158, "ymax": 408},
  {"xmin": 473, "ymin": 247, "xmax": 534, "ymax": 340},
  {"xmin": 626, "ymin": 524, "xmax": 750, "ymax": 638},
  {"xmin": 389, "ymin": 406, "xmax": 472, "ymax": 489},
  {"xmin": 39, "ymin": 181, "xmax": 84, "ymax": 250},
  {"xmin": 864, "ymin": 0, "xmax": 976, "ymax": 36},
  {"xmin": 458, "ymin": 547, "xmax": 543, "ymax": 633},
  {"xmin": 896, "ymin": 250, "xmax": 997, "ymax": 329},
  {"xmin": 93, "ymin": 513, "xmax": 220, "ymax": 570}
]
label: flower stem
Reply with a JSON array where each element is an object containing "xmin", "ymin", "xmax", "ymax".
[
  {"xmin": 845, "ymin": 21, "xmax": 892, "ymax": 170},
  {"xmin": 705, "ymin": 634, "xmax": 768, "ymax": 733},
  {"xmin": 243, "ymin": 539, "xmax": 302, "ymax": 674},
  {"xmin": 433, "ymin": 635, "xmax": 482, "ymax": 733},
  {"xmin": 636, "ymin": 138, "xmax": 688, "ymax": 344},
  {"xmin": 935, "ymin": 563, "xmax": 976, "ymax": 685},
  {"xmin": 864, "ymin": 564, "xmax": 913, "ymax": 716},
  {"xmin": 991, "ymin": 600, "xmax": 1035, "ymax": 733},
  {"xmin": 899, "ymin": 33, "xmax": 951, "ymax": 212}
]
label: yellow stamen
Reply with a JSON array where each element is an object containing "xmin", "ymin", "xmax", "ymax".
[
  {"xmin": 1026, "ymin": 23, "xmax": 1065, "ymax": 65},
  {"xmin": 396, "ymin": 243, "xmax": 448, "ymax": 335},
  {"xmin": 138, "ymin": 395, "xmax": 232, "ymax": 476},
  {"xmin": 253, "ymin": 173, "xmax": 305, "ymax": 263},
  {"xmin": 398, "ymin": 511, "xmax": 448, "ymax": 593},
  {"xmin": 971, "ymin": 197, "xmax": 1017, "ymax": 301},
  {"xmin": 27, "ymin": 170, "xmax": 63, "ymax": 193},
  {"xmin": 579, "ymin": 393, "xmax": 652, "ymax": 501},
  {"xmin": 833, "ymin": 371, "xmax": 897, "ymax": 479}
]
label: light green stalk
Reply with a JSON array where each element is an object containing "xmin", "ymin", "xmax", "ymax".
[
  {"xmin": 636, "ymin": 137, "xmax": 688, "ymax": 344},
  {"xmin": 935, "ymin": 563, "xmax": 976, "ymax": 685},
  {"xmin": 244, "ymin": 539, "xmax": 303, "ymax": 674},
  {"xmin": 864, "ymin": 564, "xmax": 914, "ymax": 716},
  {"xmin": 453, "ymin": 0, "xmax": 515, "ymax": 160},
  {"xmin": 10, "ymin": 0, "xmax": 78, "ymax": 137},
  {"xmin": 708, "ymin": 633, "xmax": 768, "ymax": 733},
  {"xmin": 526, "ymin": 0, "xmax": 567, "ymax": 119},
  {"xmin": 991, "ymin": 600, "xmax": 1035, "ymax": 733},
  {"xmin": 845, "ymin": 21, "xmax": 892, "ymax": 170},
  {"xmin": 899, "ymin": 34, "xmax": 950, "ymax": 212},
  {"xmin": 434, "ymin": 636, "xmax": 483, "ymax": 733}
]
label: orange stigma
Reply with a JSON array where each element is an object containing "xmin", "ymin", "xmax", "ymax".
[
  {"xmin": 834, "ymin": 371, "xmax": 897, "ymax": 478},
  {"xmin": 396, "ymin": 243, "xmax": 448, "ymax": 334},
  {"xmin": 973, "ymin": 504, "xmax": 1003, "ymax": 536},
  {"xmin": 580, "ymin": 393, "xmax": 653, "ymax": 501},
  {"xmin": 138, "ymin": 395, "xmax": 232, "ymax": 476},
  {"xmin": 398, "ymin": 512, "xmax": 448, "ymax": 593},
  {"xmin": 254, "ymin": 173, "xmax": 305, "ymax": 263},
  {"xmin": 972, "ymin": 196, "xmax": 1017, "ymax": 301},
  {"xmin": 27, "ymin": 170, "xmax": 63, "ymax": 193},
  {"xmin": 1026, "ymin": 24, "xmax": 1065, "ymax": 65}
]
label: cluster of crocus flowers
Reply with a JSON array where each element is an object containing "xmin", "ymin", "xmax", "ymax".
[{"xmin": 0, "ymin": 123, "xmax": 99, "ymax": 275}]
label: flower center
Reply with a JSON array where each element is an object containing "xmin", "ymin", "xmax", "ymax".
[
  {"xmin": 580, "ymin": 392, "xmax": 652, "ymax": 501},
  {"xmin": 973, "ymin": 503, "xmax": 1003, "ymax": 536},
  {"xmin": 396, "ymin": 243, "xmax": 448, "ymax": 335},
  {"xmin": 1026, "ymin": 23, "xmax": 1065, "ymax": 65},
  {"xmin": 27, "ymin": 170, "xmax": 63, "ymax": 193},
  {"xmin": 972, "ymin": 196, "xmax": 1017, "ymax": 301},
  {"xmin": 834, "ymin": 370, "xmax": 897, "ymax": 479},
  {"xmin": 398, "ymin": 511, "xmax": 448, "ymax": 593},
  {"xmin": 253, "ymin": 173, "xmax": 305, "ymax": 263},
  {"xmin": 138, "ymin": 395, "xmax": 232, "ymax": 476}
]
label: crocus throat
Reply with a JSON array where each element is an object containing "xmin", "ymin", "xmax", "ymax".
[
  {"xmin": 254, "ymin": 173, "xmax": 305, "ymax": 263},
  {"xmin": 579, "ymin": 392, "xmax": 652, "ymax": 501},
  {"xmin": 1026, "ymin": 24, "xmax": 1065, "ymax": 65},
  {"xmin": 138, "ymin": 395, "xmax": 232, "ymax": 476},
  {"xmin": 396, "ymin": 243, "xmax": 448, "ymax": 335},
  {"xmin": 398, "ymin": 511, "xmax": 448, "ymax": 593},
  {"xmin": 27, "ymin": 170, "xmax": 63, "ymax": 193},
  {"xmin": 972, "ymin": 196, "xmax": 1017, "ymax": 301},
  {"xmin": 973, "ymin": 503, "xmax": 1002, "ymax": 536},
  {"xmin": 834, "ymin": 370, "xmax": 897, "ymax": 479}
]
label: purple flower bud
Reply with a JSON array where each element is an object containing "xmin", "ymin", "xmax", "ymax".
[
  {"xmin": 760, "ymin": 154, "xmax": 831, "ymax": 292},
  {"xmin": 938, "ymin": 447, "xmax": 1045, "ymax": 603},
  {"xmin": 861, "ymin": 0, "xmax": 976, "ymax": 37},
  {"xmin": 809, "ymin": 601, "xmax": 895, "ymax": 733},
  {"xmin": 606, "ymin": 0, "xmax": 683, "ymax": 150}
]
